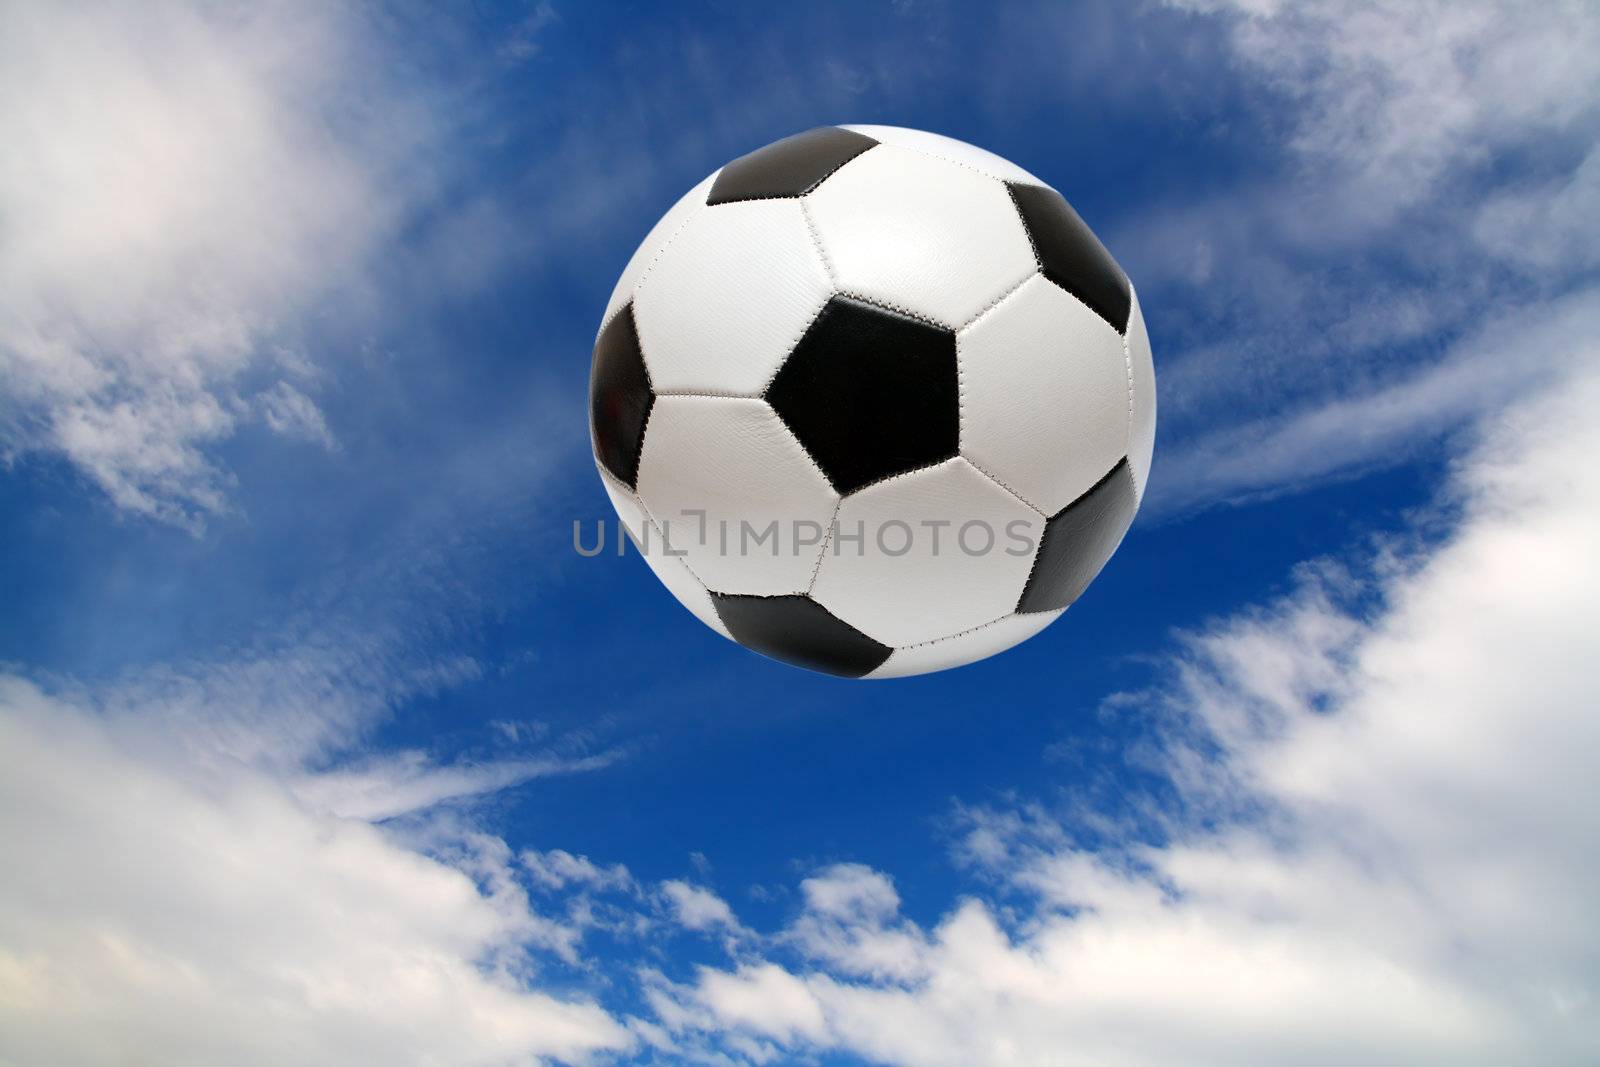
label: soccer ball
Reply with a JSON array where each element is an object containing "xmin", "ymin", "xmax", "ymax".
[{"xmin": 591, "ymin": 125, "xmax": 1155, "ymax": 678}]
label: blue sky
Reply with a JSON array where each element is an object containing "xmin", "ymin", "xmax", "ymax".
[{"xmin": 3, "ymin": 2, "xmax": 1599, "ymax": 1064}]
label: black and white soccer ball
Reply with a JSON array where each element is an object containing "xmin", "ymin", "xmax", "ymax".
[{"xmin": 591, "ymin": 125, "xmax": 1155, "ymax": 678}]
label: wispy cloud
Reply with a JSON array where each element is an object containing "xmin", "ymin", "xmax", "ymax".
[
  {"xmin": 257, "ymin": 380, "xmax": 338, "ymax": 451},
  {"xmin": 1133, "ymin": 0, "xmax": 1600, "ymax": 513},
  {"xmin": 0, "ymin": 1, "xmax": 440, "ymax": 529},
  {"xmin": 0, "ymin": 675, "xmax": 633, "ymax": 1066},
  {"xmin": 1149, "ymin": 287, "xmax": 1600, "ymax": 514},
  {"xmin": 291, "ymin": 747, "xmax": 620, "ymax": 822},
  {"xmin": 660, "ymin": 881, "xmax": 743, "ymax": 935},
  {"xmin": 524, "ymin": 849, "xmax": 636, "ymax": 893},
  {"xmin": 1190, "ymin": 0, "xmax": 1600, "ymax": 225}
]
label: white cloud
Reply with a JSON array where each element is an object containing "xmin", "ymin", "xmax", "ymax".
[
  {"xmin": 524, "ymin": 849, "xmax": 636, "ymax": 894},
  {"xmin": 785, "ymin": 866, "xmax": 925, "ymax": 983},
  {"xmin": 0, "ymin": 591, "xmax": 641, "ymax": 1064},
  {"xmin": 1149, "ymin": 287, "xmax": 1600, "ymax": 513},
  {"xmin": 0, "ymin": 1, "xmax": 435, "ymax": 528},
  {"xmin": 1474, "ymin": 143, "xmax": 1600, "ymax": 273},
  {"xmin": 696, "ymin": 965, "xmax": 829, "ymax": 1046},
  {"xmin": 258, "ymin": 380, "xmax": 337, "ymax": 450},
  {"xmin": 798, "ymin": 864, "xmax": 900, "ymax": 921},
  {"xmin": 500, "ymin": 0, "xmax": 560, "ymax": 63},
  {"xmin": 1173, "ymin": 0, "xmax": 1600, "ymax": 230},
  {"xmin": 652, "ymin": 339, "xmax": 1600, "ymax": 1062},
  {"xmin": 661, "ymin": 881, "xmax": 741, "ymax": 934},
  {"xmin": 1138, "ymin": 0, "xmax": 1600, "ymax": 512},
  {"xmin": 96, "ymin": 630, "xmax": 483, "ymax": 776},
  {"xmin": 290, "ymin": 748, "xmax": 619, "ymax": 823},
  {"xmin": 0, "ymin": 676, "xmax": 632, "ymax": 1067}
]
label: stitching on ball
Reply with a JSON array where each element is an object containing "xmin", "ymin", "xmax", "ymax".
[
  {"xmin": 630, "ymin": 397, "xmax": 658, "ymax": 485},
  {"xmin": 765, "ymin": 404, "xmax": 838, "ymax": 491},
  {"xmin": 626, "ymin": 478, "xmax": 726, "ymax": 611},
  {"xmin": 964, "ymin": 458, "xmax": 1050, "ymax": 520},
  {"xmin": 833, "ymin": 290, "xmax": 952, "ymax": 331},
  {"xmin": 595, "ymin": 463, "xmax": 631, "ymax": 505},
  {"xmin": 597, "ymin": 300, "xmax": 627, "ymax": 339},
  {"xmin": 806, "ymin": 144, "xmax": 878, "ymax": 191},
  {"xmin": 806, "ymin": 498, "xmax": 844, "ymax": 594},
  {"xmin": 1123, "ymin": 287, "xmax": 1137, "ymax": 467},
  {"xmin": 711, "ymin": 146, "xmax": 876, "ymax": 209},
  {"xmin": 886, "ymin": 141, "xmax": 1028, "ymax": 186},
  {"xmin": 1025, "ymin": 258, "xmax": 1128, "ymax": 338},
  {"xmin": 654, "ymin": 388, "xmax": 763, "ymax": 400},
  {"xmin": 647, "ymin": 512, "xmax": 731, "ymax": 633},
  {"xmin": 757, "ymin": 296, "xmax": 832, "ymax": 397},
  {"xmin": 958, "ymin": 269, "xmax": 1036, "ymax": 333},
  {"xmin": 837, "ymin": 453, "xmax": 961, "ymax": 498},
  {"xmin": 956, "ymin": 327, "xmax": 966, "ymax": 456},
  {"xmin": 598, "ymin": 465, "xmax": 681, "ymax": 574},
  {"xmin": 1014, "ymin": 497, "xmax": 1057, "ymax": 615},
  {"xmin": 798, "ymin": 197, "xmax": 836, "ymax": 287},
  {"xmin": 893, "ymin": 609, "xmax": 1045, "ymax": 653},
  {"xmin": 636, "ymin": 201, "xmax": 707, "ymax": 294},
  {"xmin": 1005, "ymin": 183, "xmax": 1044, "ymax": 271},
  {"xmin": 599, "ymin": 194, "xmax": 711, "ymax": 338},
  {"xmin": 704, "ymin": 193, "xmax": 800, "ymax": 206},
  {"xmin": 634, "ymin": 398, "xmax": 840, "ymax": 573}
]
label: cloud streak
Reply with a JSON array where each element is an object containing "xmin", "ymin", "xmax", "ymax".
[
  {"xmin": 0, "ymin": 1, "xmax": 438, "ymax": 528},
  {"xmin": 1148, "ymin": 287, "xmax": 1600, "ymax": 514},
  {"xmin": 0, "ymin": 676, "xmax": 633, "ymax": 1067},
  {"xmin": 291, "ymin": 748, "xmax": 621, "ymax": 823},
  {"xmin": 1136, "ymin": 0, "xmax": 1600, "ymax": 513}
]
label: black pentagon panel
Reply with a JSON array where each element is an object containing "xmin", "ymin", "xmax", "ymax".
[
  {"xmin": 766, "ymin": 296, "xmax": 958, "ymax": 495},
  {"xmin": 590, "ymin": 305, "xmax": 654, "ymax": 489},
  {"xmin": 711, "ymin": 593, "xmax": 891, "ymax": 678},
  {"xmin": 1006, "ymin": 182, "xmax": 1131, "ymax": 334},
  {"xmin": 706, "ymin": 127, "xmax": 879, "ymax": 206},
  {"xmin": 1017, "ymin": 458, "xmax": 1138, "ymax": 614}
]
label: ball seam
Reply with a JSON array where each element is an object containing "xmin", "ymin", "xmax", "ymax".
[
  {"xmin": 958, "ymin": 269, "xmax": 1037, "ymax": 334},
  {"xmin": 893, "ymin": 608, "xmax": 1054, "ymax": 653},
  {"xmin": 1122, "ymin": 287, "xmax": 1138, "ymax": 499},
  {"xmin": 598, "ymin": 189, "xmax": 712, "ymax": 339},
  {"xmin": 806, "ymin": 499, "xmax": 844, "ymax": 595},
  {"xmin": 798, "ymin": 197, "xmax": 837, "ymax": 287}
]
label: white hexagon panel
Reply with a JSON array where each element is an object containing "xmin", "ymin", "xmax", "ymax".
[
  {"xmin": 634, "ymin": 198, "xmax": 832, "ymax": 396},
  {"xmin": 636, "ymin": 396, "xmax": 838, "ymax": 597},
  {"xmin": 806, "ymin": 144, "xmax": 1036, "ymax": 327},
  {"xmin": 599, "ymin": 170, "xmax": 717, "ymax": 335},
  {"xmin": 810, "ymin": 458, "xmax": 1043, "ymax": 648},
  {"xmin": 959, "ymin": 273, "xmax": 1129, "ymax": 516}
]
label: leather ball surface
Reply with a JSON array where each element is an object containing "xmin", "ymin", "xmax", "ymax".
[{"xmin": 590, "ymin": 125, "xmax": 1155, "ymax": 678}]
